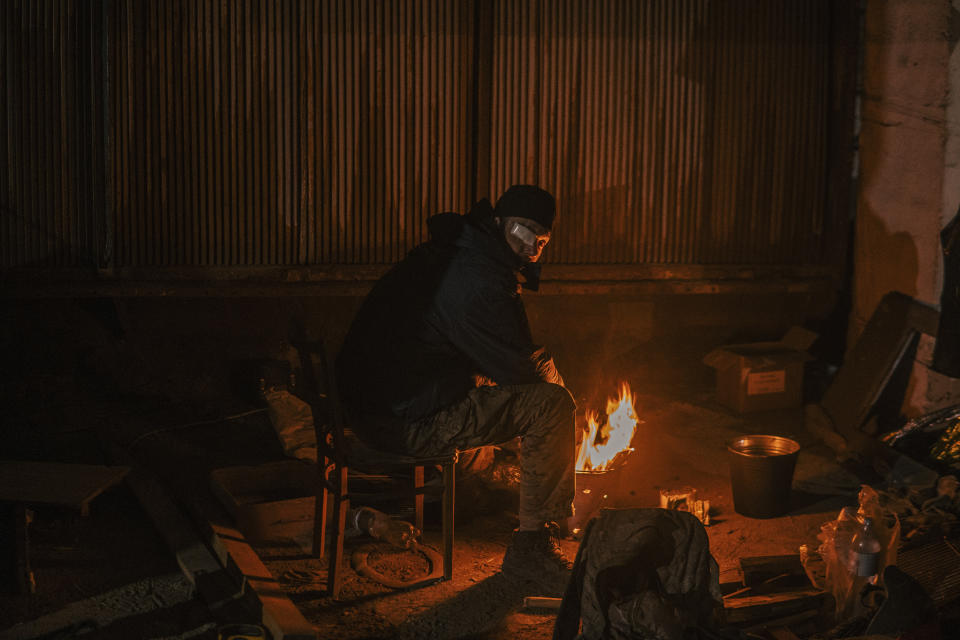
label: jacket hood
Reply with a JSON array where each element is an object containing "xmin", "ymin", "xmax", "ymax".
[
  {"xmin": 459, "ymin": 199, "xmax": 545, "ymax": 290},
  {"xmin": 426, "ymin": 211, "xmax": 464, "ymax": 246},
  {"xmin": 458, "ymin": 207, "xmax": 523, "ymax": 271}
]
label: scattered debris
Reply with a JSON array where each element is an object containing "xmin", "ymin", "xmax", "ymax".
[
  {"xmin": 658, "ymin": 487, "xmax": 711, "ymax": 525},
  {"xmin": 722, "ymin": 588, "xmax": 826, "ymax": 625},
  {"xmin": 819, "ymin": 291, "xmax": 939, "ymax": 441},
  {"xmin": 882, "ymin": 403, "xmax": 960, "ymax": 447},
  {"xmin": 931, "ymin": 419, "xmax": 960, "ymax": 467},
  {"xmin": 739, "ymin": 554, "xmax": 808, "ymax": 591},
  {"xmin": 719, "ymin": 553, "xmax": 826, "ymax": 630}
]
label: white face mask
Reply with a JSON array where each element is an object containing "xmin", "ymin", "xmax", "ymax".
[{"xmin": 509, "ymin": 221, "xmax": 538, "ymax": 253}]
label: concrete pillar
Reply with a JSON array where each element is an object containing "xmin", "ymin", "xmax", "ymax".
[{"xmin": 854, "ymin": 0, "xmax": 960, "ymax": 414}]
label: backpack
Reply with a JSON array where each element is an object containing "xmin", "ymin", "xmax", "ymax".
[{"xmin": 554, "ymin": 508, "xmax": 723, "ymax": 640}]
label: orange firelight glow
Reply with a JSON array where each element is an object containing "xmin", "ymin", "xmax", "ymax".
[{"xmin": 575, "ymin": 382, "xmax": 639, "ymax": 472}]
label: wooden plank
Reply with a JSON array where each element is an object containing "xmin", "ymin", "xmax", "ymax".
[
  {"xmin": 523, "ymin": 596, "xmax": 562, "ymax": 610},
  {"xmin": 739, "ymin": 554, "xmax": 806, "ymax": 589},
  {"xmin": 0, "ymin": 461, "xmax": 129, "ymax": 515},
  {"xmin": 123, "ymin": 467, "xmax": 239, "ymax": 605},
  {"xmin": 723, "ymin": 588, "xmax": 826, "ymax": 624},
  {"xmin": 209, "ymin": 522, "xmax": 317, "ymax": 640}
]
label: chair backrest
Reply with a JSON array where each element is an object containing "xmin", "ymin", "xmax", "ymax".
[
  {"xmin": 287, "ymin": 316, "xmax": 461, "ymax": 469},
  {"xmin": 287, "ymin": 319, "xmax": 347, "ymax": 467}
]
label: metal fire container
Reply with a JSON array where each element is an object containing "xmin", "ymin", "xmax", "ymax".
[{"xmin": 567, "ymin": 470, "xmax": 615, "ymax": 537}]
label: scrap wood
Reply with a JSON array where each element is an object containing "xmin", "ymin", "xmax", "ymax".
[
  {"xmin": 98, "ymin": 423, "xmax": 315, "ymax": 638},
  {"xmin": 805, "ymin": 406, "xmax": 939, "ymax": 487},
  {"xmin": 523, "ymin": 596, "xmax": 563, "ymax": 610},
  {"xmin": 209, "ymin": 522, "xmax": 317, "ymax": 640},
  {"xmin": 723, "ymin": 588, "xmax": 826, "ymax": 624},
  {"xmin": 103, "ymin": 439, "xmax": 240, "ymax": 605},
  {"xmin": 122, "ymin": 465, "xmax": 240, "ymax": 606},
  {"xmin": 820, "ymin": 291, "xmax": 938, "ymax": 441},
  {"xmin": 124, "ymin": 455, "xmax": 316, "ymax": 638},
  {"xmin": 878, "ymin": 481, "xmax": 959, "ymax": 543},
  {"xmin": 739, "ymin": 554, "xmax": 806, "ymax": 589}
]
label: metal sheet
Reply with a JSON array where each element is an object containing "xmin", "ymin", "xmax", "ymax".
[
  {"xmin": 0, "ymin": 0, "xmax": 105, "ymax": 268},
  {"xmin": 312, "ymin": 0, "xmax": 475, "ymax": 266},
  {"xmin": 1, "ymin": 0, "xmax": 839, "ymax": 272},
  {"xmin": 484, "ymin": 0, "xmax": 832, "ymax": 265},
  {"xmin": 105, "ymin": 0, "xmax": 475, "ymax": 267}
]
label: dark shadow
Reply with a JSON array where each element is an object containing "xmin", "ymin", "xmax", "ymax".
[
  {"xmin": 871, "ymin": 333, "xmax": 921, "ymax": 435},
  {"xmin": 389, "ymin": 573, "xmax": 547, "ymax": 639},
  {"xmin": 788, "ymin": 490, "xmax": 854, "ymax": 516}
]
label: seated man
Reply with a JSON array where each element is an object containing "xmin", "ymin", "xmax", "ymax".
[{"xmin": 336, "ymin": 184, "xmax": 576, "ymax": 582}]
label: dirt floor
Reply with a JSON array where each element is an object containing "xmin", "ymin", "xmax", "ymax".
[{"xmin": 0, "ymin": 340, "xmax": 939, "ymax": 640}]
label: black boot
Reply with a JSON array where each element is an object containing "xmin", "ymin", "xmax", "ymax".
[{"xmin": 501, "ymin": 522, "xmax": 572, "ymax": 586}]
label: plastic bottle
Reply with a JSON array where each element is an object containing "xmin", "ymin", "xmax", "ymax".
[
  {"xmin": 352, "ymin": 507, "xmax": 420, "ymax": 549},
  {"xmin": 850, "ymin": 516, "xmax": 883, "ymax": 578}
]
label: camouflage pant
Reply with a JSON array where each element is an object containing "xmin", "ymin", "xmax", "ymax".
[{"xmin": 357, "ymin": 383, "xmax": 576, "ymax": 529}]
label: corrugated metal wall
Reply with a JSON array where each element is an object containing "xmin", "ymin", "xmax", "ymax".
[
  {"xmin": 1, "ymin": 0, "xmax": 839, "ymax": 272},
  {"xmin": 111, "ymin": 0, "xmax": 474, "ymax": 267},
  {"xmin": 312, "ymin": 0, "xmax": 475, "ymax": 265},
  {"xmin": 484, "ymin": 0, "xmax": 830, "ymax": 264},
  {"xmin": 1, "ymin": 0, "xmax": 108, "ymax": 269}
]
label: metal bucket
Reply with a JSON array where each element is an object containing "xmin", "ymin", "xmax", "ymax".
[{"xmin": 727, "ymin": 435, "xmax": 800, "ymax": 519}]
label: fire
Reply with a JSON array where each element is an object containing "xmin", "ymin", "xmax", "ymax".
[{"xmin": 575, "ymin": 382, "xmax": 639, "ymax": 472}]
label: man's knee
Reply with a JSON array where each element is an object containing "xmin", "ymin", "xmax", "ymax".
[{"xmin": 536, "ymin": 382, "xmax": 576, "ymax": 419}]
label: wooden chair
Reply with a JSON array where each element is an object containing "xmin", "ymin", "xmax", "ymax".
[{"xmin": 288, "ymin": 331, "xmax": 457, "ymax": 600}]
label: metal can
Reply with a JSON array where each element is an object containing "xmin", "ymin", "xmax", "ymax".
[{"xmin": 217, "ymin": 624, "xmax": 266, "ymax": 640}]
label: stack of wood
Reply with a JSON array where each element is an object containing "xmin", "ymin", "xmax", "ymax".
[{"xmin": 722, "ymin": 554, "xmax": 831, "ymax": 639}]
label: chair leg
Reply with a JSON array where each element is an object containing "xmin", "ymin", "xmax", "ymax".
[
  {"xmin": 442, "ymin": 461, "xmax": 455, "ymax": 581},
  {"xmin": 313, "ymin": 457, "xmax": 330, "ymax": 558},
  {"xmin": 328, "ymin": 463, "xmax": 350, "ymax": 599},
  {"xmin": 414, "ymin": 465, "xmax": 424, "ymax": 534}
]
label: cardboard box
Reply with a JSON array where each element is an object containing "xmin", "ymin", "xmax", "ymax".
[
  {"xmin": 703, "ymin": 327, "xmax": 817, "ymax": 413},
  {"xmin": 210, "ymin": 460, "xmax": 315, "ymax": 542}
]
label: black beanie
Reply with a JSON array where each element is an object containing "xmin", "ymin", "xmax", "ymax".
[{"xmin": 494, "ymin": 185, "xmax": 556, "ymax": 231}]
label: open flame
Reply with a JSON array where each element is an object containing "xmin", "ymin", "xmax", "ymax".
[{"xmin": 575, "ymin": 382, "xmax": 639, "ymax": 472}]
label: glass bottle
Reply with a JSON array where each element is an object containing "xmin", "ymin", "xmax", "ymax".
[
  {"xmin": 850, "ymin": 516, "xmax": 883, "ymax": 577},
  {"xmin": 352, "ymin": 507, "xmax": 420, "ymax": 549}
]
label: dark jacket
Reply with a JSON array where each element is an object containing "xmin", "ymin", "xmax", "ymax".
[{"xmin": 336, "ymin": 202, "xmax": 563, "ymax": 425}]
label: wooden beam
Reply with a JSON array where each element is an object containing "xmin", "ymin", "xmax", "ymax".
[
  {"xmin": 739, "ymin": 554, "xmax": 806, "ymax": 589},
  {"xmin": 723, "ymin": 588, "xmax": 826, "ymax": 624},
  {"xmin": 123, "ymin": 467, "xmax": 240, "ymax": 606},
  {"xmin": 209, "ymin": 522, "xmax": 317, "ymax": 640}
]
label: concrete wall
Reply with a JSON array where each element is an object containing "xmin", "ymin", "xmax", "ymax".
[
  {"xmin": 854, "ymin": 0, "xmax": 960, "ymax": 414},
  {"xmin": 1, "ymin": 289, "xmax": 831, "ymax": 458}
]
